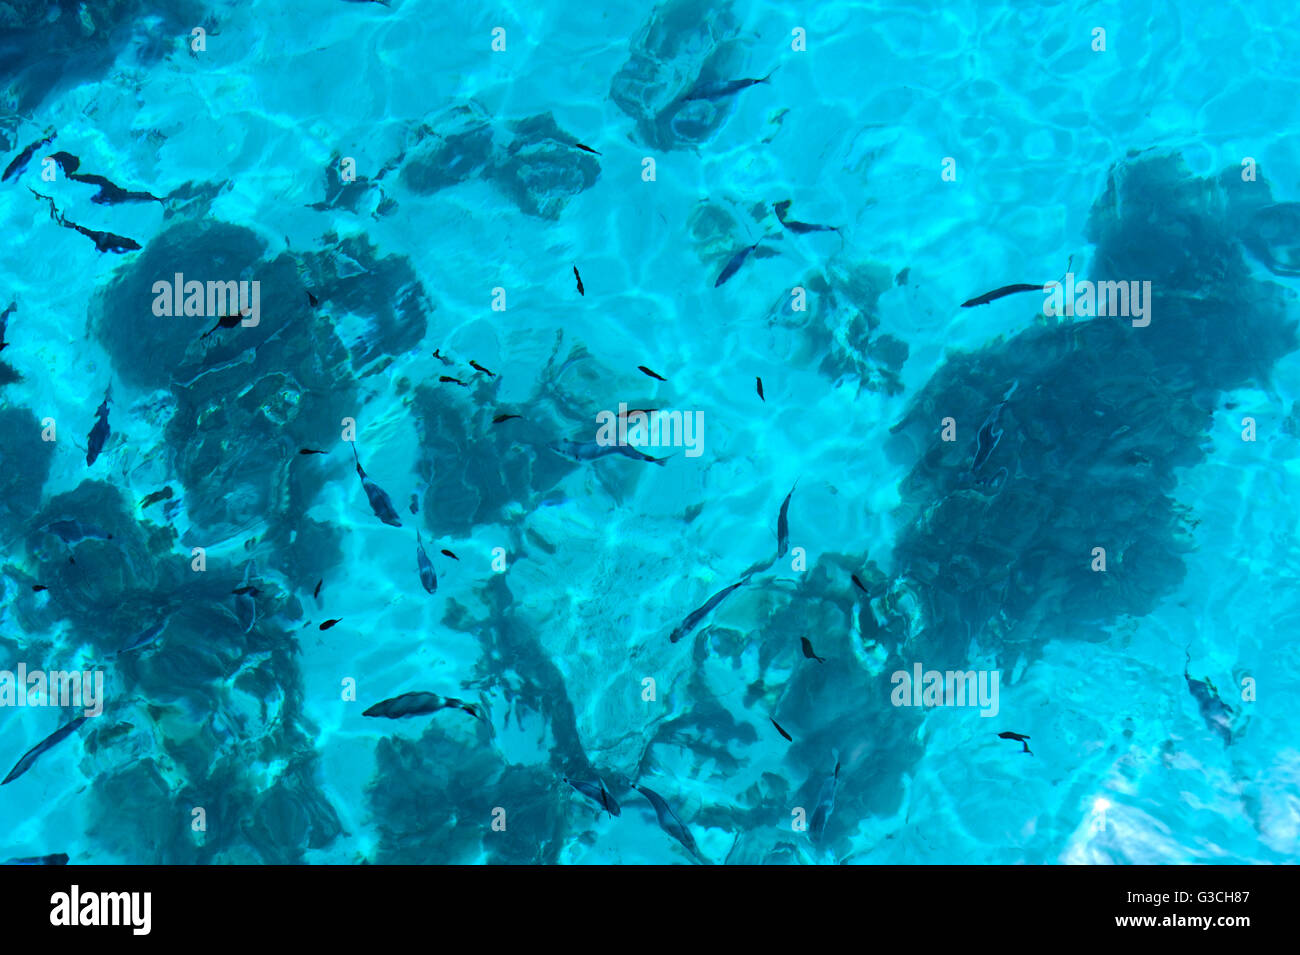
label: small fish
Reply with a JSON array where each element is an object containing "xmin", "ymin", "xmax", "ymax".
[
  {"xmin": 441, "ymin": 549, "xmax": 459, "ymax": 561},
  {"xmin": 46, "ymin": 151, "xmax": 80, "ymax": 175},
  {"xmin": 119, "ymin": 619, "xmax": 167, "ymax": 656},
  {"xmin": 298, "ymin": 448, "xmax": 328, "ymax": 455},
  {"xmin": 998, "ymin": 731, "xmax": 1032, "ymax": 755},
  {"xmin": 313, "ymin": 578, "xmax": 323, "ymax": 600},
  {"xmin": 363, "ymin": 691, "xmax": 477, "ymax": 719},
  {"xmin": 800, "ymin": 636, "xmax": 825, "ymax": 664},
  {"xmin": 85, "ymin": 387, "xmax": 111, "ymax": 466},
  {"xmin": 634, "ymin": 783, "xmax": 701, "ymax": 861},
  {"xmin": 563, "ymin": 776, "xmax": 620, "ymax": 816},
  {"xmin": 200, "ymin": 309, "xmax": 247, "ymax": 340},
  {"xmin": 469, "ymin": 360, "xmax": 495, "ymax": 377},
  {"xmin": 850, "ymin": 574, "xmax": 869, "ymax": 594},
  {"xmin": 0, "ymin": 300, "xmax": 15, "ymax": 351},
  {"xmin": 235, "ymin": 560, "xmax": 257, "ymax": 633},
  {"xmin": 959, "ymin": 283, "xmax": 1043, "ymax": 308},
  {"xmin": 773, "ymin": 199, "xmax": 839, "ymax": 235},
  {"xmin": 31, "ymin": 584, "xmax": 47, "ymax": 593},
  {"xmin": 637, "ymin": 365, "xmax": 667, "ymax": 382},
  {"xmin": 440, "ymin": 375, "xmax": 468, "ymax": 386},
  {"xmin": 2, "ymin": 128, "xmax": 55, "ymax": 182},
  {"xmin": 573, "ymin": 265, "xmax": 584, "ymax": 296},
  {"xmin": 320, "ymin": 618, "xmax": 342, "ymax": 631},
  {"xmin": 776, "ymin": 481, "xmax": 797, "ymax": 559},
  {"xmin": 415, "ymin": 529, "xmax": 437, "ymax": 594},
  {"xmin": 2, "ymin": 715, "xmax": 87, "ymax": 785},
  {"xmin": 139, "ymin": 486, "xmax": 173, "ymax": 508},
  {"xmin": 66, "ymin": 171, "xmax": 163, "ymax": 206},
  {"xmin": 493, "ymin": 413, "xmax": 522, "ymax": 424},
  {"xmin": 555, "ymin": 438, "xmax": 669, "ymax": 467},
  {"xmin": 618, "ymin": 407, "xmax": 658, "ymax": 419},
  {"xmin": 684, "ymin": 68, "xmax": 776, "ymax": 102},
  {"xmin": 756, "ymin": 376, "xmax": 765, "ymax": 401},
  {"xmin": 809, "ymin": 760, "xmax": 840, "ymax": 844},
  {"xmin": 44, "ymin": 520, "xmax": 113, "ymax": 544},
  {"xmin": 2, "ymin": 853, "xmax": 68, "ymax": 865},
  {"xmin": 714, "ymin": 241, "xmax": 761, "ymax": 288},
  {"xmin": 770, "ymin": 717, "xmax": 793, "ymax": 742},
  {"xmin": 971, "ymin": 401, "xmax": 1009, "ymax": 474},
  {"xmin": 572, "ymin": 143, "xmax": 602, "ymax": 156},
  {"xmin": 431, "ymin": 348, "xmax": 453, "ymax": 366},
  {"xmin": 1184, "ymin": 650, "xmax": 1234, "ymax": 746},
  {"xmin": 351, "ymin": 444, "xmax": 402, "ymax": 527},
  {"xmin": 231, "ymin": 585, "xmax": 260, "ymax": 596},
  {"xmin": 669, "ymin": 576, "xmax": 751, "ymax": 643},
  {"xmin": 306, "ymin": 290, "xmax": 320, "ymax": 307}
]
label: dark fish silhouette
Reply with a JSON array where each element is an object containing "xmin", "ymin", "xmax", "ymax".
[
  {"xmin": 31, "ymin": 585, "xmax": 47, "ymax": 593},
  {"xmin": 684, "ymin": 68, "xmax": 776, "ymax": 101},
  {"xmin": 231, "ymin": 585, "xmax": 259, "ymax": 596},
  {"xmin": 776, "ymin": 481, "xmax": 797, "ymax": 559},
  {"xmin": 68, "ymin": 220, "xmax": 140, "ymax": 254},
  {"xmin": 770, "ymin": 717, "xmax": 793, "ymax": 742},
  {"xmin": 298, "ymin": 448, "xmax": 328, "ymax": 455},
  {"xmin": 634, "ymin": 783, "xmax": 701, "ymax": 861},
  {"xmin": 362, "ymin": 691, "xmax": 477, "ymax": 719},
  {"xmin": 573, "ymin": 265, "xmax": 584, "ymax": 295},
  {"xmin": 440, "ymin": 375, "xmax": 468, "ymax": 386},
  {"xmin": 44, "ymin": 520, "xmax": 112, "ymax": 544},
  {"xmin": 0, "ymin": 300, "xmax": 14, "ymax": 351},
  {"xmin": 773, "ymin": 199, "xmax": 839, "ymax": 235},
  {"xmin": 431, "ymin": 348, "xmax": 453, "ymax": 366},
  {"xmin": 33, "ymin": 185, "xmax": 141, "ymax": 252},
  {"xmin": 637, "ymin": 365, "xmax": 667, "ymax": 381},
  {"xmin": 139, "ymin": 486, "xmax": 173, "ymax": 508},
  {"xmin": 563, "ymin": 776, "xmax": 620, "ymax": 816},
  {"xmin": 998, "ymin": 731, "xmax": 1032, "ymax": 755},
  {"xmin": 351, "ymin": 444, "xmax": 402, "ymax": 527},
  {"xmin": 960, "ymin": 283, "xmax": 1043, "ymax": 308},
  {"xmin": 200, "ymin": 309, "xmax": 247, "ymax": 340},
  {"xmin": 2, "ymin": 715, "xmax": 87, "ymax": 785},
  {"xmin": 714, "ymin": 241, "xmax": 761, "ymax": 287},
  {"xmin": 320, "ymin": 618, "xmax": 342, "ymax": 630},
  {"xmin": 313, "ymin": 579, "xmax": 323, "ymax": 600},
  {"xmin": 971, "ymin": 385, "xmax": 1017, "ymax": 473},
  {"xmin": 851, "ymin": 574, "xmax": 869, "ymax": 594},
  {"xmin": 555, "ymin": 438, "xmax": 669, "ymax": 467},
  {"xmin": 441, "ymin": 549, "xmax": 459, "ymax": 560},
  {"xmin": 307, "ymin": 290, "xmax": 320, "ymax": 307},
  {"xmin": 756, "ymin": 376, "xmax": 764, "ymax": 401},
  {"xmin": 47, "ymin": 152, "xmax": 164, "ymax": 205},
  {"xmin": 800, "ymin": 636, "xmax": 825, "ymax": 664},
  {"xmin": 572, "ymin": 143, "xmax": 602, "ymax": 156},
  {"xmin": 234, "ymin": 560, "xmax": 257, "ymax": 633},
  {"xmin": 669, "ymin": 576, "xmax": 751, "ymax": 643},
  {"xmin": 2, "ymin": 128, "xmax": 55, "ymax": 182},
  {"xmin": 493, "ymin": 413, "xmax": 522, "ymax": 424},
  {"xmin": 3, "ymin": 853, "xmax": 68, "ymax": 865},
  {"xmin": 809, "ymin": 760, "xmax": 840, "ymax": 844},
  {"xmin": 415, "ymin": 528, "xmax": 437, "ymax": 594},
  {"xmin": 469, "ymin": 360, "xmax": 495, "ymax": 377},
  {"xmin": 119, "ymin": 619, "xmax": 167, "ymax": 656},
  {"xmin": 1185, "ymin": 651, "xmax": 1234, "ymax": 745},
  {"xmin": 85, "ymin": 388, "xmax": 111, "ymax": 465}
]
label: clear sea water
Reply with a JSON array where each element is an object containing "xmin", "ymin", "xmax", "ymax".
[{"xmin": 0, "ymin": 0, "xmax": 1297, "ymax": 865}]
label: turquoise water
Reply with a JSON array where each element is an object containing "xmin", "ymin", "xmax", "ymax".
[{"xmin": 0, "ymin": 0, "xmax": 1297, "ymax": 864}]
